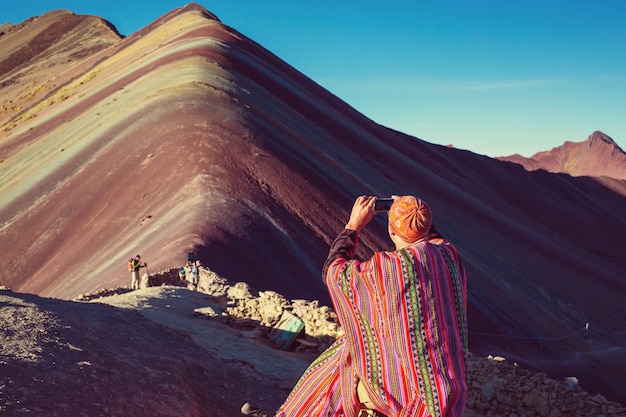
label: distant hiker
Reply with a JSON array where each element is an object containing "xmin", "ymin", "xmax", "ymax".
[
  {"xmin": 128, "ymin": 254, "xmax": 147, "ymax": 290},
  {"xmin": 178, "ymin": 267, "xmax": 186, "ymax": 282},
  {"xmin": 242, "ymin": 196, "xmax": 468, "ymax": 417},
  {"xmin": 190, "ymin": 259, "xmax": 200, "ymax": 290}
]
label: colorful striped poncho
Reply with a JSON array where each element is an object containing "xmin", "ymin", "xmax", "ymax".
[{"xmin": 276, "ymin": 229, "xmax": 467, "ymax": 417}]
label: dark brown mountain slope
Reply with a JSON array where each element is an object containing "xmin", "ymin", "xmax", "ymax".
[
  {"xmin": 0, "ymin": 4, "xmax": 625, "ymax": 403},
  {"xmin": 498, "ymin": 131, "xmax": 626, "ymax": 179}
]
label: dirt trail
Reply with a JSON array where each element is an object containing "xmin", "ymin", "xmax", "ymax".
[{"xmin": 0, "ymin": 287, "xmax": 307, "ymax": 416}]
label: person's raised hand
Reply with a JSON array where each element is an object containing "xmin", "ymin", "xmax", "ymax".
[{"xmin": 345, "ymin": 195, "xmax": 376, "ymax": 231}]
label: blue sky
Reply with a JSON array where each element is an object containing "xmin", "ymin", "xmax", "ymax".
[{"xmin": 3, "ymin": 1, "xmax": 625, "ymax": 156}]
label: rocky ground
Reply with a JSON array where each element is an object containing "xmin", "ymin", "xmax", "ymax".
[{"xmin": 1, "ymin": 266, "xmax": 624, "ymax": 417}]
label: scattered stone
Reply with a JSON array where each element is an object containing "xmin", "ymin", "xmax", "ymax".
[{"xmin": 193, "ymin": 306, "xmax": 219, "ymax": 318}]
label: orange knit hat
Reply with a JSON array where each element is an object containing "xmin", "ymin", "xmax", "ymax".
[{"xmin": 389, "ymin": 196, "xmax": 432, "ymax": 243}]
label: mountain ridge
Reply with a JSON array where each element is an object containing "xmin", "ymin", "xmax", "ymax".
[
  {"xmin": 1, "ymin": 4, "xmax": 625, "ymax": 404},
  {"xmin": 498, "ymin": 131, "xmax": 626, "ymax": 179}
]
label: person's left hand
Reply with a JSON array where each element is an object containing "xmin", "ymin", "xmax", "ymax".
[{"xmin": 345, "ymin": 195, "xmax": 376, "ymax": 231}]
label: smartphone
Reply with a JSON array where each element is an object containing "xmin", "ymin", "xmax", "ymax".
[{"xmin": 374, "ymin": 198, "xmax": 394, "ymax": 211}]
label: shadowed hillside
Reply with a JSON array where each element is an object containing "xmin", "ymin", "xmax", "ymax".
[{"xmin": 1, "ymin": 3, "xmax": 625, "ymax": 404}]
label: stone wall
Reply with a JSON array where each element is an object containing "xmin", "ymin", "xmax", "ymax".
[
  {"xmin": 465, "ymin": 356, "xmax": 625, "ymax": 417},
  {"xmin": 145, "ymin": 268, "xmax": 186, "ymax": 287}
]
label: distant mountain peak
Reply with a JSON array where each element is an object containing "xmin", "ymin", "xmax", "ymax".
[
  {"xmin": 587, "ymin": 131, "xmax": 621, "ymax": 151},
  {"xmin": 176, "ymin": 2, "xmax": 221, "ymax": 22},
  {"xmin": 498, "ymin": 131, "xmax": 626, "ymax": 179}
]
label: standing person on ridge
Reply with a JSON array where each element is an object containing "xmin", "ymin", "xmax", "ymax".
[
  {"xmin": 129, "ymin": 254, "xmax": 147, "ymax": 290},
  {"xmin": 242, "ymin": 195, "xmax": 468, "ymax": 417},
  {"xmin": 190, "ymin": 259, "xmax": 200, "ymax": 290}
]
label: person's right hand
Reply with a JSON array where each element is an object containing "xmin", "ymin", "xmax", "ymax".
[{"xmin": 345, "ymin": 196, "xmax": 376, "ymax": 231}]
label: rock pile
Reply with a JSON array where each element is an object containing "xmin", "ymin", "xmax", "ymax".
[
  {"xmin": 222, "ymin": 284, "xmax": 341, "ymax": 353},
  {"xmin": 465, "ymin": 356, "xmax": 625, "ymax": 417}
]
